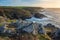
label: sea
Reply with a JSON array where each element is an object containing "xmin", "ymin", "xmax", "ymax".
[{"xmin": 26, "ymin": 8, "xmax": 60, "ymax": 28}]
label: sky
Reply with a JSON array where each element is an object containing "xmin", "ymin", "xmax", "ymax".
[{"xmin": 0, "ymin": 0, "xmax": 60, "ymax": 8}]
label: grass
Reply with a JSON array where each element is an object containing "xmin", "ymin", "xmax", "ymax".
[
  {"xmin": 7, "ymin": 19, "xmax": 17, "ymax": 23},
  {"xmin": 0, "ymin": 37, "xmax": 9, "ymax": 40},
  {"xmin": 37, "ymin": 34, "xmax": 49, "ymax": 40},
  {"xmin": 0, "ymin": 23, "xmax": 3, "ymax": 26}
]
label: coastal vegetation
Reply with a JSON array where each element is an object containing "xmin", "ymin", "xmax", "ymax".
[{"xmin": 0, "ymin": 6, "xmax": 59, "ymax": 40}]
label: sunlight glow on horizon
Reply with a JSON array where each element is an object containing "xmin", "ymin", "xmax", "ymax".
[{"xmin": 0, "ymin": 0, "xmax": 60, "ymax": 8}]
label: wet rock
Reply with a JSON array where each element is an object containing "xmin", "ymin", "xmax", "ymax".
[{"xmin": 34, "ymin": 13, "xmax": 46, "ymax": 19}]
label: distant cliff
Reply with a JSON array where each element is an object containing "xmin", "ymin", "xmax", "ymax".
[{"xmin": 0, "ymin": 7, "xmax": 46, "ymax": 20}]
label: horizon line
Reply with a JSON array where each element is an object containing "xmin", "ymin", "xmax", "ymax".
[{"xmin": 0, "ymin": 6, "xmax": 60, "ymax": 8}]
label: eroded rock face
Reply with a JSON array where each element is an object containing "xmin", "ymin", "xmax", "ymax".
[
  {"xmin": 52, "ymin": 29, "xmax": 60, "ymax": 40},
  {"xmin": 34, "ymin": 13, "xmax": 46, "ymax": 19},
  {"xmin": 0, "ymin": 16, "xmax": 5, "ymax": 23}
]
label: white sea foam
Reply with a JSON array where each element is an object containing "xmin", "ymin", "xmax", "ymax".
[{"xmin": 26, "ymin": 9, "xmax": 60, "ymax": 28}]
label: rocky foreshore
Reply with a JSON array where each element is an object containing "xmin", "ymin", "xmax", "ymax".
[
  {"xmin": 0, "ymin": 7, "xmax": 59, "ymax": 40},
  {"xmin": 0, "ymin": 16, "xmax": 59, "ymax": 40}
]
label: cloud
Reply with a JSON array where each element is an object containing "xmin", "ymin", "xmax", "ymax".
[
  {"xmin": 0, "ymin": 0, "xmax": 37, "ymax": 6},
  {"xmin": 31, "ymin": 0, "xmax": 60, "ymax": 8},
  {"xmin": 0, "ymin": 0, "xmax": 60, "ymax": 8}
]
